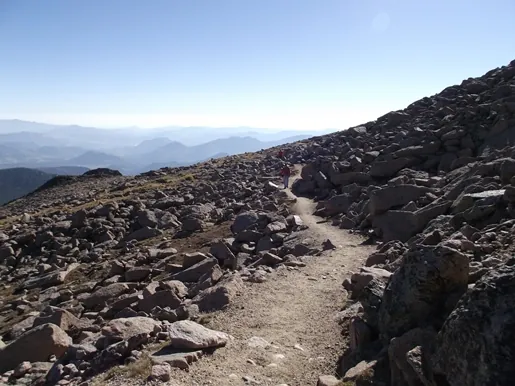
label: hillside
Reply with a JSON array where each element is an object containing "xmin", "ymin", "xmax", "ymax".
[
  {"xmin": 0, "ymin": 59, "xmax": 514, "ymax": 386},
  {"xmin": 0, "ymin": 168, "xmax": 55, "ymax": 205}
]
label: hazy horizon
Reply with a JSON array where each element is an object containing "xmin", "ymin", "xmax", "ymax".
[
  {"xmin": 1, "ymin": 0, "xmax": 515, "ymax": 130},
  {"xmin": 0, "ymin": 118, "xmax": 334, "ymax": 133}
]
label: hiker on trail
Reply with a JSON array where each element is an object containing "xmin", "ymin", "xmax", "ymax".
[
  {"xmin": 278, "ymin": 149, "xmax": 284, "ymax": 159},
  {"xmin": 280, "ymin": 163, "xmax": 291, "ymax": 189}
]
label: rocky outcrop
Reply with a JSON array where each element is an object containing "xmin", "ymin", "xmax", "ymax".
[
  {"xmin": 300, "ymin": 59, "xmax": 515, "ymax": 386},
  {"xmin": 432, "ymin": 262, "xmax": 515, "ymax": 386},
  {"xmin": 378, "ymin": 245, "xmax": 469, "ymax": 342}
]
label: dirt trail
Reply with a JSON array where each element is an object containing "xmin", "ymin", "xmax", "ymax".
[{"xmin": 172, "ymin": 166, "xmax": 374, "ymax": 386}]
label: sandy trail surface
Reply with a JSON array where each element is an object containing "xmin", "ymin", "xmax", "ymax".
[{"xmin": 169, "ymin": 166, "xmax": 374, "ymax": 386}]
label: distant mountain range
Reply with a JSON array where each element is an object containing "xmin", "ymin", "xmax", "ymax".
[{"xmin": 0, "ymin": 120, "xmax": 333, "ymax": 175}]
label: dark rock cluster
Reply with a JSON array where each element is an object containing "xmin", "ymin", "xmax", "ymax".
[{"xmin": 287, "ymin": 59, "xmax": 515, "ymax": 385}]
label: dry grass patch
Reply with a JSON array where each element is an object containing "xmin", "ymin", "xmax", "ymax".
[
  {"xmin": 92, "ymin": 354, "xmax": 153, "ymax": 386},
  {"xmin": 180, "ymin": 173, "xmax": 195, "ymax": 182}
]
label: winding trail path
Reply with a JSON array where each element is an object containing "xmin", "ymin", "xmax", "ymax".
[{"xmin": 172, "ymin": 166, "xmax": 374, "ymax": 386}]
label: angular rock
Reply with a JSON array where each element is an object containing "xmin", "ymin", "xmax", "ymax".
[
  {"xmin": 150, "ymin": 363, "xmax": 172, "ymax": 381},
  {"xmin": 33, "ymin": 307, "xmax": 91, "ymax": 334},
  {"xmin": 192, "ymin": 274, "xmax": 244, "ymax": 312},
  {"xmin": 324, "ymin": 194, "xmax": 353, "ymax": 216},
  {"xmin": 138, "ymin": 289, "xmax": 182, "ymax": 313},
  {"xmin": 124, "ymin": 267, "xmax": 151, "ymax": 282},
  {"xmin": 102, "ymin": 316, "xmax": 160, "ymax": 342},
  {"xmin": 19, "ymin": 263, "xmax": 80, "ymax": 291},
  {"xmin": 378, "ymin": 244, "xmax": 469, "ymax": 342},
  {"xmin": 82, "ymin": 283, "xmax": 130, "ymax": 309},
  {"xmin": 388, "ymin": 328, "xmax": 436, "ymax": 386},
  {"xmin": 171, "ymin": 257, "xmax": 218, "ymax": 283},
  {"xmin": 370, "ymin": 158, "xmax": 413, "ymax": 178},
  {"xmin": 124, "ymin": 226, "xmax": 162, "ymax": 241},
  {"xmin": 231, "ymin": 211, "xmax": 259, "ymax": 234},
  {"xmin": 182, "ymin": 252, "xmax": 208, "ymax": 269},
  {"xmin": 432, "ymin": 263, "xmax": 515, "ymax": 386},
  {"xmin": 369, "ymin": 185, "xmax": 432, "ymax": 215},
  {"xmin": 317, "ymin": 375, "xmax": 341, "ymax": 386},
  {"xmin": 0, "ymin": 323, "xmax": 72, "ymax": 373},
  {"xmin": 209, "ymin": 240, "xmax": 236, "ymax": 265},
  {"xmin": 168, "ymin": 320, "xmax": 230, "ymax": 349}
]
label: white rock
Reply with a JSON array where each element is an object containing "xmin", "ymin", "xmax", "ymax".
[
  {"xmin": 247, "ymin": 336, "xmax": 271, "ymax": 349},
  {"xmin": 168, "ymin": 320, "xmax": 231, "ymax": 349}
]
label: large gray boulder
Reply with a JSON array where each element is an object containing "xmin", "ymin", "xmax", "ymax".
[
  {"xmin": 369, "ymin": 185, "xmax": 432, "ymax": 215},
  {"xmin": 324, "ymin": 194, "xmax": 354, "ymax": 216},
  {"xmin": 372, "ymin": 199, "xmax": 452, "ymax": 242},
  {"xmin": 378, "ymin": 244, "xmax": 469, "ymax": 342},
  {"xmin": 431, "ymin": 263, "xmax": 515, "ymax": 386},
  {"xmin": 231, "ymin": 211, "xmax": 259, "ymax": 234},
  {"xmin": 347, "ymin": 267, "xmax": 392, "ymax": 299},
  {"xmin": 82, "ymin": 283, "xmax": 130, "ymax": 309},
  {"xmin": 170, "ymin": 257, "xmax": 218, "ymax": 283},
  {"xmin": 370, "ymin": 157, "xmax": 413, "ymax": 178},
  {"xmin": 192, "ymin": 274, "xmax": 244, "ymax": 312},
  {"xmin": 0, "ymin": 323, "xmax": 72, "ymax": 373},
  {"xmin": 102, "ymin": 316, "xmax": 160, "ymax": 343}
]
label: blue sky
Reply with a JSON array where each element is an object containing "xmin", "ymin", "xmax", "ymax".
[{"xmin": 1, "ymin": 0, "xmax": 514, "ymax": 130}]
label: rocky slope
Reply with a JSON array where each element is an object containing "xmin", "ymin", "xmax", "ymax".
[
  {"xmin": 285, "ymin": 59, "xmax": 515, "ymax": 386},
  {"xmin": 0, "ymin": 59, "xmax": 514, "ymax": 386},
  {"xmin": 0, "ymin": 155, "xmax": 317, "ymax": 385}
]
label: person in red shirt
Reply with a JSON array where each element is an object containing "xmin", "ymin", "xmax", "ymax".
[
  {"xmin": 278, "ymin": 149, "xmax": 284, "ymax": 159},
  {"xmin": 280, "ymin": 164, "xmax": 291, "ymax": 189}
]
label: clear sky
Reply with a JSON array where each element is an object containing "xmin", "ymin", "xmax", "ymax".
[{"xmin": 1, "ymin": 0, "xmax": 514, "ymax": 130}]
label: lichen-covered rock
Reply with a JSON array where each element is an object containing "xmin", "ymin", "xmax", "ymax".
[
  {"xmin": 388, "ymin": 328, "xmax": 436, "ymax": 386},
  {"xmin": 378, "ymin": 244, "xmax": 469, "ymax": 342},
  {"xmin": 431, "ymin": 262, "xmax": 515, "ymax": 386}
]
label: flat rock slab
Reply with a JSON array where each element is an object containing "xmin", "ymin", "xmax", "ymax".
[
  {"xmin": 151, "ymin": 346, "xmax": 203, "ymax": 370},
  {"xmin": 168, "ymin": 320, "xmax": 231, "ymax": 349},
  {"xmin": 18, "ymin": 263, "xmax": 80, "ymax": 291},
  {"xmin": 466, "ymin": 189, "xmax": 505, "ymax": 199}
]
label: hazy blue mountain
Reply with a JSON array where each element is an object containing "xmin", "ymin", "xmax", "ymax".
[
  {"xmin": 131, "ymin": 137, "xmax": 175, "ymax": 155},
  {"xmin": 0, "ymin": 168, "xmax": 55, "ymax": 205},
  {"xmin": 111, "ymin": 138, "xmax": 178, "ymax": 157},
  {"xmin": 35, "ymin": 145, "xmax": 88, "ymax": 160},
  {"xmin": 142, "ymin": 135, "xmax": 311, "ymax": 165},
  {"xmin": 0, "ymin": 131, "xmax": 66, "ymax": 147},
  {"xmin": 144, "ymin": 127, "xmax": 333, "ymax": 146},
  {"xmin": 0, "ymin": 120, "xmax": 59, "ymax": 134},
  {"xmin": 0, "ymin": 120, "xmax": 331, "ymax": 148},
  {"xmin": 0, "ymin": 119, "xmax": 329, "ymax": 175},
  {"xmin": 37, "ymin": 166, "xmax": 89, "ymax": 175},
  {"xmin": 66, "ymin": 151, "xmax": 125, "ymax": 168}
]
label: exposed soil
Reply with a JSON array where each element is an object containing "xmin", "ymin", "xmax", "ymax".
[{"xmin": 164, "ymin": 168, "xmax": 374, "ymax": 386}]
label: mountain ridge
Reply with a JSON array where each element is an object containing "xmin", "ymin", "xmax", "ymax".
[
  {"xmin": 2, "ymin": 59, "xmax": 514, "ymax": 386},
  {"xmin": 0, "ymin": 132, "xmax": 315, "ymax": 175}
]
